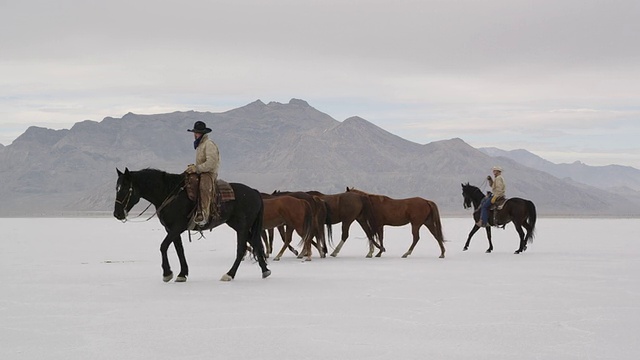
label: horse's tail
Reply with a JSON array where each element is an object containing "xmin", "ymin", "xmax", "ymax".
[
  {"xmin": 427, "ymin": 200, "xmax": 445, "ymax": 244},
  {"xmin": 301, "ymin": 200, "xmax": 315, "ymax": 247},
  {"xmin": 249, "ymin": 195, "xmax": 267, "ymax": 261},
  {"xmin": 360, "ymin": 195, "xmax": 381, "ymax": 248},
  {"xmin": 525, "ymin": 200, "xmax": 537, "ymax": 244}
]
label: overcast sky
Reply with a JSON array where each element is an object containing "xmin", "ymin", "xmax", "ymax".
[{"xmin": 1, "ymin": 0, "xmax": 639, "ymax": 168}]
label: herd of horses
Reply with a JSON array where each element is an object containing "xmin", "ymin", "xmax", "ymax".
[{"xmin": 113, "ymin": 168, "xmax": 537, "ymax": 283}]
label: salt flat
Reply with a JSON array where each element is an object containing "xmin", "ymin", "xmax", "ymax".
[{"xmin": 1, "ymin": 217, "xmax": 639, "ymax": 360}]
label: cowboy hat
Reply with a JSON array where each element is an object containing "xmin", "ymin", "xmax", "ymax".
[
  {"xmin": 187, "ymin": 121, "xmax": 212, "ymax": 134},
  {"xmin": 492, "ymin": 166, "xmax": 503, "ymax": 172}
]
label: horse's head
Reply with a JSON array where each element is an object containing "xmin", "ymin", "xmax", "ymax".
[
  {"xmin": 114, "ymin": 168, "xmax": 141, "ymax": 221},
  {"xmin": 461, "ymin": 183, "xmax": 475, "ymax": 209}
]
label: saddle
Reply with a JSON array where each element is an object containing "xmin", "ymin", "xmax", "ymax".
[
  {"xmin": 490, "ymin": 195, "xmax": 507, "ymax": 211},
  {"xmin": 185, "ymin": 173, "xmax": 235, "ymax": 230},
  {"xmin": 185, "ymin": 174, "xmax": 235, "ymax": 203}
]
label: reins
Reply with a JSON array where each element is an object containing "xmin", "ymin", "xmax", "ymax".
[{"xmin": 121, "ymin": 179, "xmax": 185, "ymax": 223}]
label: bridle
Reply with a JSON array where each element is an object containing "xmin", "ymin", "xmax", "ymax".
[
  {"xmin": 115, "ymin": 184, "xmax": 134, "ymax": 212},
  {"xmin": 115, "ymin": 179, "xmax": 184, "ymax": 222}
]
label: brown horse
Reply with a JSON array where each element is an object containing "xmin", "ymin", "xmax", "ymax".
[
  {"xmin": 267, "ymin": 191, "xmax": 331, "ymax": 260},
  {"xmin": 307, "ymin": 191, "xmax": 380, "ymax": 257},
  {"xmin": 346, "ymin": 187, "xmax": 446, "ymax": 259},
  {"xmin": 262, "ymin": 195, "xmax": 315, "ymax": 261}
]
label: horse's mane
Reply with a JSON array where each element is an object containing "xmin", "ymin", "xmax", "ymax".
[
  {"xmin": 133, "ymin": 168, "xmax": 184, "ymax": 189},
  {"xmin": 462, "ymin": 183, "xmax": 484, "ymax": 198},
  {"xmin": 346, "ymin": 187, "xmax": 370, "ymax": 195}
]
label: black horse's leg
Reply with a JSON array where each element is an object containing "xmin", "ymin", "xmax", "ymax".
[
  {"xmin": 160, "ymin": 231, "xmax": 179, "ymax": 282},
  {"xmin": 463, "ymin": 225, "xmax": 481, "ymax": 251},
  {"xmin": 485, "ymin": 226, "xmax": 493, "ymax": 253},
  {"xmin": 173, "ymin": 235, "xmax": 189, "ymax": 282},
  {"xmin": 221, "ymin": 231, "xmax": 249, "ymax": 281},
  {"xmin": 513, "ymin": 223, "xmax": 526, "ymax": 254}
]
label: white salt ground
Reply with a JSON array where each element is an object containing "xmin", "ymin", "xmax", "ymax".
[{"xmin": 1, "ymin": 217, "xmax": 638, "ymax": 359}]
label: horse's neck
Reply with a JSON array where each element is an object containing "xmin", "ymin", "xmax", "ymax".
[
  {"xmin": 135, "ymin": 172, "xmax": 179, "ymax": 206},
  {"xmin": 472, "ymin": 197, "xmax": 482, "ymax": 209},
  {"xmin": 466, "ymin": 188, "xmax": 484, "ymax": 209}
]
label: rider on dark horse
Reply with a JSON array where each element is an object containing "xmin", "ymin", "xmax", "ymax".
[
  {"xmin": 478, "ymin": 166, "xmax": 506, "ymax": 227},
  {"xmin": 186, "ymin": 121, "xmax": 220, "ymax": 226}
]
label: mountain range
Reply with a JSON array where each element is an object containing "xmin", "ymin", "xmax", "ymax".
[{"xmin": 1, "ymin": 98, "xmax": 639, "ymax": 217}]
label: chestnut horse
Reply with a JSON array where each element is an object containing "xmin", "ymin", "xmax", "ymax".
[
  {"xmin": 306, "ymin": 191, "xmax": 380, "ymax": 257},
  {"xmin": 265, "ymin": 191, "xmax": 331, "ymax": 260},
  {"xmin": 346, "ymin": 187, "xmax": 445, "ymax": 259},
  {"xmin": 262, "ymin": 195, "xmax": 315, "ymax": 261}
]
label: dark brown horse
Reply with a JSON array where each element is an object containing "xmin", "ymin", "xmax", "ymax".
[
  {"xmin": 268, "ymin": 191, "xmax": 331, "ymax": 260},
  {"xmin": 346, "ymin": 187, "xmax": 445, "ymax": 259},
  {"xmin": 306, "ymin": 191, "xmax": 380, "ymax": 257},
  {"xmin": 262, "ymin": 195, "xmax": 315, "ymax": 261},
  {"xmin": 461, "ymin": 183, "xmax": 537, "ymax": 254}
]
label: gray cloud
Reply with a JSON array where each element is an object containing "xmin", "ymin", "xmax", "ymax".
[{"xmin": 1, "ymin": 0, "xmax": 639, "ymax": 167}]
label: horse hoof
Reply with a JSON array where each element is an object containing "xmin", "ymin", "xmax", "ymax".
[
  {"xmin": 401, "ymin": 254, "xmax": 408, "ymax": 258},
  {"xmin": 330, "ymin": 253, "xmax": 338, "ymax": 257},
  {"xmin": 439, "ymin": 255, "xmax": 445, "ymax": 259},
  {"xmin": 463, "ymin": 247, "xmax": 468, "ymax": 251},
  {"xmin": 514, "ymin": 250, "xmax": 521, "ymax": 254},
  {"xmin": 273, "ymin": 257, "xmax": 281, "ymax": 261},
  {"xmin": 162, "ymin": 273, "xmax": 173, "ymax": 282},
  {"xmin": 485, "ymin": 250, "xmax": 492, "ymax": 253},
  {"xmin": 262, "ymin": 270, "xmax": 271, "ymax": 279},
  {"xmin": 175, "ymin": 276, "xmax": 187, "ymax": 282},
  {"xmin": 220, "ymin": 273, "xmax": 233, "ymax": 281}
]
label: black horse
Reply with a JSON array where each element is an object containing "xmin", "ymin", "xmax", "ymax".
[
  {"xmin": 461, "ymin": 183, "xmax": 537, "ymax": 254},
  {"xmin": 113, "ymin": 168, "xmax": 271, "ymax": 282}
]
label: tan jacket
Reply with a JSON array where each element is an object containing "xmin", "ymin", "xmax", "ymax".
[
  {"xmin": 194, "ymin": 134, "xmax": 220, "ymax": 175},
  {"xmin": 491, "ymin": 174, "xmax": 506, "ymax": 198}
]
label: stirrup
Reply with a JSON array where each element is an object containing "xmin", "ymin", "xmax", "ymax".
[{"xmin": 194, "ymin": 213, "xmax": 206, "ymax": 226}]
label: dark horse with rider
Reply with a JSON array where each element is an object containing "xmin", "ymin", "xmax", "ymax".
[{"xmin": 461, "ymin": 166, "xmax": 537, "ymax": 254}]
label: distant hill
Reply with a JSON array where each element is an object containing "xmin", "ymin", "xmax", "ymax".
[
  {"xmin": 480, "ymin": 147, "xmax": 640, "ymax": 192},
  {"xmin": 1, "ymin": 99, "xmax": 639, "ymax": 217}
]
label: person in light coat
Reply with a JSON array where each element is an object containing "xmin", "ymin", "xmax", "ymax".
[
  {"xmin": 478, "ymin": 166, "xmax": 506, "ymax": 227},
  {"xmin": 186, "ymin": 121, "xmax": 220, "ymax": 226}
]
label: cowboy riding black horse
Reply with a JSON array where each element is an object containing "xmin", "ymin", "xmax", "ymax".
[
  {"xmin": 461, "ymin": 183, "xmax": 537, "ymax": 254},
  {"xmin": 114, "ymin": 167, "xmax": 271, "ymax": 282}
]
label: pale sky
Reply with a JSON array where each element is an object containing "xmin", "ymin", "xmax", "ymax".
[{"xmin": 1, "ymin": 0, "xmax": 639, "ymax": 168}]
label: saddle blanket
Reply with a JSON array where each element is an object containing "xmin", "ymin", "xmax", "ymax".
[
  {"xmin": 216, "ymin": 179, "xmax": 235, "ymax": 202},
  {"xmin": 185, "ymin": 174, "xmax": 235, "ymax": 202}
]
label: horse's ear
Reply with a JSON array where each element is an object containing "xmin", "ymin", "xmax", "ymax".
[
  {"xmin": 124, "ymin": 167, "xmax": 130, "ymax": 175},
  {"xmin": 117, "ymin": 168, "xmax": 123, "ymax": 176}
]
